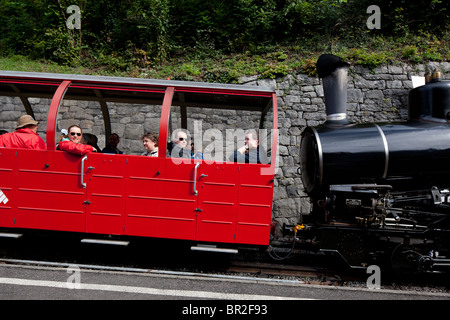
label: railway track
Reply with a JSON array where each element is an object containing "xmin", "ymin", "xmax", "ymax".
[{"xmin": 222, "ymin": 261, "xmax": 362, "ymax": 285}]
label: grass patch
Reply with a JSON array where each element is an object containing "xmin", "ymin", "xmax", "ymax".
[
  {"xmin": 1, "ymin": 33, "xmax": 448, "ymax": 83},
  {"xmin": 0, "ymin": 55, "xmax": 74, "ymax": 73}
]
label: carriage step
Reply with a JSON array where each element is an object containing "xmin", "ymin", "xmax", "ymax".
[
  {"xmin": 0, "ymin": 232, "xmax": 23, "ymax": 239},
  {"xmin": 191, "ymin": 244, "xmax": 238, "ymax": 254},
  {"xmin": 81, "ymin": 238, "xmax": 129, "ymax": 246}
]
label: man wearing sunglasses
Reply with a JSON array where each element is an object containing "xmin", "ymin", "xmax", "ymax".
[
  {"xmin": 57, "ymin": 125, "xmax": 95, "ymax": 155},
  {"xmin": 170, "ymin": 130, "xmax": 192, "ymax": 159}
]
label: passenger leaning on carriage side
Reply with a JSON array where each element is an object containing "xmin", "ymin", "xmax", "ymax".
[
  {"xmin": 57, "ymin": 125, "xmax": 95, "ymax": 155},
  {"xmin": 141, "ymin": 132, "xmax": 158, "ymax": 157},
  {"xmin": 0, "ymin": 115, "xmax": 46, "ymax": 150}
]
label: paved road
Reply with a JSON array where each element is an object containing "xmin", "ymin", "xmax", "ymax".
[
  {"xmin": 1, "ymin": 263, "xmax": 447, "ymax": 319},
  {"xmin": 1, "ymin": 264, "xmax": 448, "ymax": 301}
]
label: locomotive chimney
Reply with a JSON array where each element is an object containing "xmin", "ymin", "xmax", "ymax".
[{"xmin": 316, "ymin": 54, "xmax": 350, "ymax": 125}]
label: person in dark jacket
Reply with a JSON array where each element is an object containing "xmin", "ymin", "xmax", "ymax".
[
  {"xmin": 102, "ymin": 133, "xmax": 123, "ymax": 154},
  {"xmin": 0, "ymin": 115, "xmax": 46, "ymax": 150},
  {"xmin": 83, "ymin": 133, "xmax": 102, "ymax": 153},
  {"xmin": 229, "ymin": 131, "xmax": 269, "ymax": 164}
]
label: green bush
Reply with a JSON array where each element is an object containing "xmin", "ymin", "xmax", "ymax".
[
  {"xmin": 203, "ymin": 69, "xmax": 240, "ymax": 83},
  {"xmin": 338, "ymin": 48, "xmax": 394, "ymax": 69},
  {"xmin": 261, "ymin": 63, "xmax": 290, "ymax": 79}
]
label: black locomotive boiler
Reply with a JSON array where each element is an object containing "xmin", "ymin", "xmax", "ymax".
[{"xmin": 297, "ymin": 54, "xmax": 450, "ymax": 271}]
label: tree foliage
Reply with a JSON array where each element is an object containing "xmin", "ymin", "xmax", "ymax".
[{"xmin": 0, "ymin": 0, "xmax": 448, "ymax": 69}]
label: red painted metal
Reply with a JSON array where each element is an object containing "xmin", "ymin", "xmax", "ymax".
[
  {"xmin": 13, "ymin": 149, "xmax": 86, "ymax": 232},
  {"xmin": 158, "ymin": 86, "xmax": 175, "ymax": 158},
  {"xmin": 46, "ymin": 80, "xmax": 71, "ymax": 150},
  {"xmin": 236, "ymin": 164, "xmax": 274, "ymax": 245},
  {"xmin": 69, "ymin": 84, "xmax": 166, "ymax": 94},
  {"xmin": 0, "ymin": 72, "xmax": 278, "ymax": 247},
  {"xmin": 126, "ymin": 156, "xmax": 198, "ymax": 240},
  {"xmin": 0, "ymin": 148, "xmax": 16, "ymax": 228},
  {"xmin": 174, "ymin": 87, "xmax": 272, "ymax": 97},
  {"xmin": 195, "ymin": 163, "xmax": 239, "ymax": 243},
  {"xmin": 84, "ymin": 153, "xmax": 127, "ymax": 235},
  {"xmin": 271, "ymin": 93, "xmax": 278, "ymax": 169}
]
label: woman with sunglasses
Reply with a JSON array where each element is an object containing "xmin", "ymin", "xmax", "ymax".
[{"xmin": 57, "ymin": 125, "xmax": 96, "ymax": 155}]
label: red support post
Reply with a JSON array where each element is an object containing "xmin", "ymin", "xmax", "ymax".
[
  {"xmin": 158, "ymin": 86, "xmax": 175, "ymax": 158},
  {"xmin": 46, "ymin": 80, "xmax": 71, "ymax": 150}
]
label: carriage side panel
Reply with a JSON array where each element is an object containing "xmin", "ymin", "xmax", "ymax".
[
  {"xmin": 125, "ymin": 156, "xmax": 198, "ymax": 240},
  {"xmin": 236, "ymin": 165, "xmax": 274, "ymax": 245},
  {"xmin": 0, "ymin": 148, "xmax": 17, "ymax": 228},
  {"xmin": 13, "ymin": 150, "xmax": 86, "ymax": 232}
]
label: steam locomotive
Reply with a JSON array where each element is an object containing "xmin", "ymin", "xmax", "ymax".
[{"xmin": 296, "ymin": 54, "xmax": 450, "ymax": 271}]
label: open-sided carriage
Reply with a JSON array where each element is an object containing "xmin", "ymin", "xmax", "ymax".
[{"xmin": 0, "ymin": 71, "xmax": 278, "ymax": 250}]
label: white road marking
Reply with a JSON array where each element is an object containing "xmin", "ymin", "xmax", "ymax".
[{"xmin": 0, "ymin": 277, "xmax": 308, "ymax": 300}]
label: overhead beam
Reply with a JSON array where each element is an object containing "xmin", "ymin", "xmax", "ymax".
[
  {"xmin": 94, "ymin": 89, "xmax": 112, "ymax": 141},
  {"xmin": 9, "ymin": 84, "xmax": 35, "ymax": 119}
]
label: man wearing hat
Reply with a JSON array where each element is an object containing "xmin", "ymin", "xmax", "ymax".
[{"xmin": 0, "ymin": 115, "xmax": 46, "ymax": 150}]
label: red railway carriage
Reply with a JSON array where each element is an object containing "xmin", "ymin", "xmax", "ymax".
[{"xmin": 0, "ymin": 71, "xmax": 278, "ymax": 249}]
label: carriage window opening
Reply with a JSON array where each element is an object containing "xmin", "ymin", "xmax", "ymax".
[
  {"xmin": 0, "ymin": 81, "xmax": 57, "ymax": 143},
  {"xmin": 167, "ymin": 94, "xmax": 274, "ymax": 164},
  {"xmin": 261, "ymin": 108, "xmax": 274, "ymax": 159},
  {"xmin": 56, "ymin": 86, "xmax": 164, "ymax": 155}
]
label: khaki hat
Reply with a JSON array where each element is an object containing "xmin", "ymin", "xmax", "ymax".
[{"xmin": 16, "ymin": 115, "xmax": 39, "ymax": 130}]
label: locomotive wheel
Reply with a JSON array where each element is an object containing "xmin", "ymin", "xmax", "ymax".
[
  {"xmin": 320, "ymin": 228, "xmax": 368, "ymax": 268},
  {"xmin": 390, "ymin": 244, "xmax": 433, "ymax": 272},
  {"xmin": 337, "ymin": 230, "xmax": 366, "ymax": 260}
]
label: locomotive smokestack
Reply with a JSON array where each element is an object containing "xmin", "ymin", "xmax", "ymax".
[{"xmin": 316, "ymin": 54, "xmax": 350, "ymax": 124}]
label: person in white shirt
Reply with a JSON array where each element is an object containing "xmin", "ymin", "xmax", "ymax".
[{"xmin": 141, "ymin": 132, "xmax": 158, "ymax": 157}]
